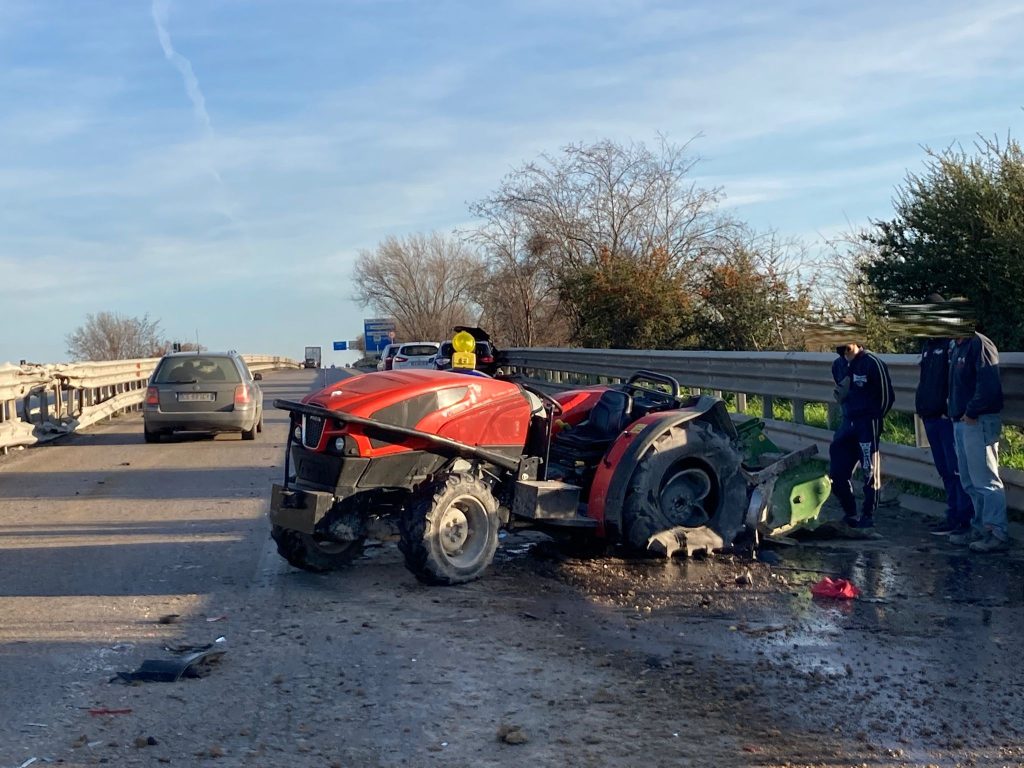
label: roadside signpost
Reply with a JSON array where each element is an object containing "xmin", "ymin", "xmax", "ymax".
[{"xmin": 363, "ymin": 318, "xmax": 396, "ymax": 354}]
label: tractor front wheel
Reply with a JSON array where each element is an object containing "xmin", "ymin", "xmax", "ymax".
[
  {"xmin": 399, "ymin": 473, "xmax": 500, "ymax": 585},
  {"xmin": 271, "ymin": 525, "xmax": 364, "ymax": 572},
  {"xmin": 621, "ymin": 421, "xmax": 747, "ymax": 554}
]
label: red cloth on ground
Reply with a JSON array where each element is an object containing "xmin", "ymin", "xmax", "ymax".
[{"xmin": 810, "ymin": 577, "xmax": 860, "ymax": 599}]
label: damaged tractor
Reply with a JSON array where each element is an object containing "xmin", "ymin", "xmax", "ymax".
[{"xmin": 269, "ymin": 369, "xmax": 830, "ymax": 585}]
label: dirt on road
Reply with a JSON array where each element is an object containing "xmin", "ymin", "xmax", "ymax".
[{"xmin": 7, "ymin": 516, "xmax": 1023, "ymax": 768}]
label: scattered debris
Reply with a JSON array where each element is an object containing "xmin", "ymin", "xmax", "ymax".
[
  {"xmin": 134, "ymin": 735, "xmax": 159, "ymax": 748},
  {"xmin": 157, "ymin": 614, "xmax": 180, "ymax": 625},
  {"xmin": 735, "ymin": 570, "xmax": 754, "ymax": 587},
  {"xmin": 18, "ymin": 757, "xmax": 39, "ymax": 768},
  {"xmin": 497, "ymin": 724, "xmax": 528, "ymax": 745},
  {"xmin": 89, "ymin": 708, "xmax": 132, "ymax": 716},
  {"xmin": 810, "ymin": 577, "xmax": 860, "ymax": 600},
  {"xmin": 205, "ymin": 615, "xmax": 227, "ymax": 623},
  {"xmin": 113, "ymin": 645, "xmax": 225, "ymax": 683}
]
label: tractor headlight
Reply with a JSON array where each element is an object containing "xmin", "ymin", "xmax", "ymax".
[
  {"xmin": 334, "ymin": 438, "xmax": 346, "ymax": 452},
  {"xmin": 292, "ymin": 424, "xmax": 302, "ymax": 442}
]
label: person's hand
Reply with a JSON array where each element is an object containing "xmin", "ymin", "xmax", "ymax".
[{"xmin": 964, "ymin": 415, "xmax": 978, "ymax": 425}]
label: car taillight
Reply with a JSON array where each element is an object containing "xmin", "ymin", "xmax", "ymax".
[
  {"xmin": 480, "ymin": 356, "xmax": 493, "ymax": 363},
  {"xmin": 234, "ymin": 384, "xmax": 251, "ymax": 405},
  {"xmin": 394, "ymin": 356, "xmax": 407, "ymax": 363},
  {"xmin": 145, "ymin": 386, "xmax": 159, "ymax": 405}
]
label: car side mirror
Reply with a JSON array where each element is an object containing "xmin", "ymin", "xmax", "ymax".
[{"xmin": 253, "ymin": 372, "xmax": 263, "ymax": 381}]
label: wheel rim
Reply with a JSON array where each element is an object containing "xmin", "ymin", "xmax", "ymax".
[
  {"xmin": 659, "ymin": 466, "xmax": 713, "ymax": 527},
  {"xmin": 309, "ymin": 536, "xmax": 356, "ymax": 555},
  {"xmin": 437, "ymin": 493, "xmax": 490, "ymax": 567}
]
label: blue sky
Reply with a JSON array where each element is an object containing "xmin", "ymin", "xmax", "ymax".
[{"xmin": 1, "ymin": 0, "xmax": 1021, "ymax": 364}]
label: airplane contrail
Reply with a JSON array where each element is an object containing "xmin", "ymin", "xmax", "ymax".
[
  {"xmin": 150, "ymin": 0, "xmax": 252, "ymax": 240},
  {"xmin": 151, "ymin": 0, "xmax": 214, "ymax": 137}
]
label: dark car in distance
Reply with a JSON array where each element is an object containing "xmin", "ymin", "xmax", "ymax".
[
  {"xmin": 432, "ymin": 340, "xmax": 498, "ymax": 376},
  {"xmin": 143, "ymin": 351, "xmax": 264, "ymax": 442}
]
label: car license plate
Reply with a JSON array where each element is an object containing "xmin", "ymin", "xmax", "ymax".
[{"xmin": 177, "ymin": 392, "xmax": 215, "ymax": 402}]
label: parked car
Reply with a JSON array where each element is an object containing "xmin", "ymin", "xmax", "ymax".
[
  {"xmin": 391, "ymin": 342, "xmax": 440, "ymax": 370},
  {"xmin": 376, "ymin": 344, "xmax": 400, "ymax": 372},
  {"xmin": 143, "ymin": 352, "xmax": 263, "ymax": 442},
  {"xmin": 433, "ymin": 339, "xmax": 499, "ymax": 376}
]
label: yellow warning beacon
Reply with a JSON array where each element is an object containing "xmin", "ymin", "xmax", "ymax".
[{"xmin": 451, "ymin": 330, "xmax": 476, "ymax": 370}]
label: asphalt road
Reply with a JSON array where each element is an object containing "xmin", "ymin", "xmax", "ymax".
[{"xmin": 1, "ymin": 369, "xmax": 1023, "ymax": 768}]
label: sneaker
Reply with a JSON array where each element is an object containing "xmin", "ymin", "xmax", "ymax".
[
  {"xmin": 928, "ymin": 521, "xmax": 961, "ymax": 536},
  {"xmin": 949, "ymin": 529, "xmax": 983, "ymax": 546},
  {"xmin": 849, "ymin": 515, "xmax": 874, "ymax": 529},
  {"xmin": 969, "ymin": 533, "xmax": 1011, "ymax": 553}
]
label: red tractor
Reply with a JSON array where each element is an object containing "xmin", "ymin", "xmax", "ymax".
[{"xmin": 269, "ymin": 369, "xmax": 829, "ymax": 584}]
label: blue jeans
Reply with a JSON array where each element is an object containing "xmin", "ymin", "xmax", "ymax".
[
  {"xmin": 923, "ymin": 416, "xmax": 973, "ymax": 529},
  {"xmin": 953, "ymin": 415, "xmax": 1008, "ymax": 540}
]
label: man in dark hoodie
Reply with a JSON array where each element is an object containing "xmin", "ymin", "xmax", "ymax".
[
  {"xmin": 916, "ymin": 294, "xmax": 973, "ymax": 535},
  {"xmin": 947, "ymin": 329, "xmax": 1008, "ymax": 552},
  {"xmin": 829, "ymin": 342, "xmax": 895, "ymax": 528}
]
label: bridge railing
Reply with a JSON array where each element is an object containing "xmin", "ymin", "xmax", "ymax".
[
  {"xmin": 504, "ymin": 348, "xmax": 1024, "ymax": 511},
  {"xmin": 0, "ymin": 354, "xmax": 299, "ymax": 453}
]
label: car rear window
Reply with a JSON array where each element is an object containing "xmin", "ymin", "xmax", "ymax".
[
  {"xmin": 399, "ymin": 344, "xmax": 439, "ymax": 357},
  {"xmin": 153, "ymin": 357, "xmax": 242, "ymax": 384}
]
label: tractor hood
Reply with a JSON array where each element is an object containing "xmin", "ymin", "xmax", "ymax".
[{"xmin": 302, "ymin": 369, "xmax": 527, "ymax": 430}]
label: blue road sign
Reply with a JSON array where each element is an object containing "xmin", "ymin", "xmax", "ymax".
[
  {"xmin": 333, "ymin": 341, "xmax": 348, "ymax": 351},
  {"xmin": 363, "ymin": 317, "xmax": 396, "ymax": 353}
]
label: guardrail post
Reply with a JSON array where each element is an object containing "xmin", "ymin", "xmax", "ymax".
[
  {"xmin": 762, "ymin": 396, "xmax": 774, "ymax": 420},
  {"xmin": 792, "ymin": 398, "xmax": 806, "ymax": 425},
  {"xmin": 827, "ymin": 402, "xmax": 839, "ymax": 429},
  {"xmin": 735, "ymin": 393, "xmax": 747, "ymax": 414}
]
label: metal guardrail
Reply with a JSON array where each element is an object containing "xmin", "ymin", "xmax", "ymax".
[
  {"xmin": 504, "ymin": 347, "xmax": 1024, "ymax": 511},
  {"xmin": 0, "ymin": 354, "xmax": 299, "ymax": 453}
]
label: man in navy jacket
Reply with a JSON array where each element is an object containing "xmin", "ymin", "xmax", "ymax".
[
  {"xmin": 829, "ymin": 342, "xmax": 895, "ymax": 528},
  {"xmin": 947, "ymin": 330, "xmax": 1008, "ymax": 552},
  {"xmin": 916, "ymin": 327, "xmax": 973, "ymax": 535}
]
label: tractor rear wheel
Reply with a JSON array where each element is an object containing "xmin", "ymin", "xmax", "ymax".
[
  {"xmin": 621, "ymin": 421, "xmax": 747, "ymax": 554},
  {"xmin": 271, "ymin": 525, "xmax": 364, "ymax": 572},
  {"xmin": 398, "ymin": 473, "xmax": 500, "ymax": 585}
]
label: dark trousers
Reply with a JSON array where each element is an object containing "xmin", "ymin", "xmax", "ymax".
[
  {"xmin": 829, "ymin": 417, "xmax": 882, "ymax": 520},
  {"xmin": 922, "ymin": 416, "xmax": 973, "ymax": 529}
]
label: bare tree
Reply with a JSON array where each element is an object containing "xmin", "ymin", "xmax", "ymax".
[
  {"xmin": 464, "ymin": 205, "xmax": 568, "ymax": 347},
  {"xmin": 481, "ymin": 137, "xmax": 727, "ymax": 273},
  {"xmin": 472, "ymin": 137, "xmax": 732, "ymax": 346},
  {"xmin": 352, "ymin": 232, "xmax": 482, "ymax": 341},
  {"xmin": 66, "ymin": 312, "xmax": 164, "ymax": 361}
]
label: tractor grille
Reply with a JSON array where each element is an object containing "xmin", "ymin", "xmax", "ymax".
[{"xmin": 303, "ymin": 414, "xmax": 326, "ymax": 449}]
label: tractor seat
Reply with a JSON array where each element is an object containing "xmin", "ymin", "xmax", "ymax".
[{"xmin": 558, "ymin": 389, "xmax": 633, "ymax": 447}]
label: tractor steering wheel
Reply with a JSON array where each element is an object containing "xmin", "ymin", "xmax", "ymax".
[{"xmin": 521, "ymin": 383, "xmax": 563, "ymax": 416}]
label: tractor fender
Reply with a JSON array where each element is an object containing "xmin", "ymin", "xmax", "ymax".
[{"xmin": 587, "ymin": 396, "xmax": 738, "ymax": 540}]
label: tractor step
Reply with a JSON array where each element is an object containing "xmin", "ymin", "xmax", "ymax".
[{"xmin": 512, "ymin": 480, "xmax": 583, "ymax": 521}]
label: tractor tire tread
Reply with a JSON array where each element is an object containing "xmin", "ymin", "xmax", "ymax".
[
  {"xmin": 621, "ymin": 421, "xmax": 746, "ymax": 553},
  {"xmin": 271, "ymin": 525, "xmax": 364, "ymax": 573},
  {"xmin": 398, "ymin": 473, "xmax": 499, "ymax": 586}
]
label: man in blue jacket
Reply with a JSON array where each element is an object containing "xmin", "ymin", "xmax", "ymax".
[
  {"xmin": 829, "ymin": 342, "xmax": 895, "ymax": 528},
  {"xmin": 916, "ymin": 305, "xmax": 973, "ymax": 535},
  {"xmin": 947, "ymin": 330, "xmax": 1009, "ymax": 552}
]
